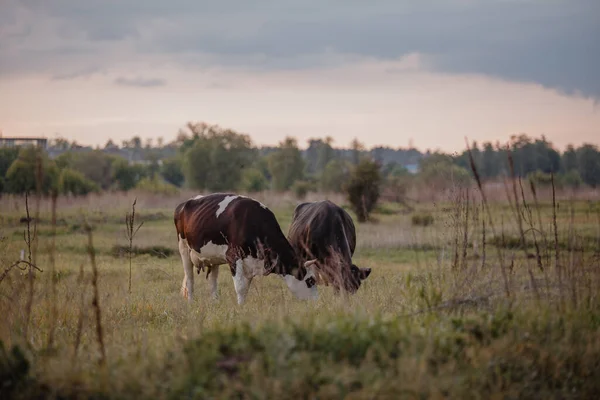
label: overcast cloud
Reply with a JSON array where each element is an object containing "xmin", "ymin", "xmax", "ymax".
[{"xmin": 1, "ymin": 0, "xmax": 599, "ymax": 99}]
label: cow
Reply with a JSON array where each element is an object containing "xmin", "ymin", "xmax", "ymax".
[
  {"xmin": 287, "ymin": 200, "xmax": 372, "ymax": 294},
  {"xmin": 174, "ymin": 193, "xmax": 319, "ymax": 305}
]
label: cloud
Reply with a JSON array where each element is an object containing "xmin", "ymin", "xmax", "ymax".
[
  {"xmin": 1, "ymin": 0, "xmax": 599, "ymax": 98},
  {"xmin": 114, "ymin": 76, "xmax": 166, "ymax": 87},
  {"xmin": 51, "ymin": 67, "xmax": 104, "ymax": 81}
]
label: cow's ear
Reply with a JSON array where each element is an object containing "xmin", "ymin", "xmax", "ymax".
[{"xmin": 359, "ymin": 267, "xmax": 372, "ymax": 280}]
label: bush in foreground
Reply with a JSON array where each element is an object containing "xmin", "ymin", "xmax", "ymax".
[{"xmin": 7, "ymin": 308, "xmax": 600, "ymax": 399}]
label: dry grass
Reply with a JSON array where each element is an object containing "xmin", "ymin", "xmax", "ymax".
[{"xmin": 1, "ymin": 185, "xmax": 600, "ymax": 399}]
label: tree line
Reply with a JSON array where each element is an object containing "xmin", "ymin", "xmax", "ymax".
[{"xmin": 1, "ymin": 123, "xmax": 599, "ymax": 220}]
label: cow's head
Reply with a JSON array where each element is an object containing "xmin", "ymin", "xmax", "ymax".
[
  {"xmin": 282, "ymin": 259, "xmax": 319, "ymax": 300},
  {"xmin": 345, "ymin": 263, "xmax": 372, "ymax": 293}
]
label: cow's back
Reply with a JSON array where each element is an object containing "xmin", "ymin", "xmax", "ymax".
[
  {"xmin": 289, "ymin": 200, "xmax": 356, "ymax": 263},
  {"xmin": 175, "ymin": 193, "xmax": 297, "ymax": 269}
]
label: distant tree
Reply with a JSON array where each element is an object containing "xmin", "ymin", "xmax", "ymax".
[
  {"xmin": 112, "ymin": 159, "xmax": 147, "ymax": 191},
  {"xmin": 344, "ymin": 158, "xmax": 382, "ymax": 222},
  {"xmin": 316, "ymin": 136, "xmax": 335, "ymax": 173},
  {"xmin": 303, "ymin": 137, "xmax": 336, "ymax": 177},
  {"xmin": 576, "ymin": 144, "xmax": 600, "ymax": 187},
  {"xmin": 104, "ymin": 139, "xmax": 118, "ymax": 149},
  {"xmin": 481, "ymin": 142, "xmax": 500, "ymax": 178},
  {"xmin": 562, "ymin": 145, "xmax": 578, "ymax": 172},
  {"xmin": 182, "ymin": 124, "xmax": 255, "ymax": 191},
  {"xmin": 49, "ymin": 137, "xmax": 72, "ymax": 151},
  {"xmin": 56, "ymin": 151, "xmax": 118, "ymax": 190},
  {"xmin": 419, "ymin": 153, "xmax": 472, "ymax": 191},
  {"xmin": 58, "ymin": 168, "xmax": 100, "ymax": 196},
  {"xmin": 160, "ymin": 157, "xmax": 185, "ymax": 187},
  {"xmin": 267, "ymin": 137, "xmax": 305, "ymax": 191},
  {"xmin": 560, "ymin": 169, "xmax": 583, "ymax": 189},
  {"xmin": 131, "ymin": 136, "xmax": 142, "ymax": 149},
  {"xmin": 0, "ymin": 147, "xmax": 19, "ymax": 180},
  {"xmin": 241, "ymin": 168, "xmax": 268, "ymax": 192},
  {"xmin": 350, "ymin": 138, "xmax": 365, "ymax": 165},
  {"xmin": 4, "ymin": 147, "xmax": 59, "ymax": 195},
  {"xmin": 319, "ymin": 159, "xmax": 351, "ymax": 192}
]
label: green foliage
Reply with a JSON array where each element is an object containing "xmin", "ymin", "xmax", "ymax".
[
  {"xmin": 292, "ymin": 180, "xmax": 312, "ymax": 199},
  {"xmin": 4, "ymin": 147, "xmax": 59, "ymax": 195},
  {"xmin": 112, "ymin": 159, "xmax": 147, "ymax": 191},
  {"xmin": 304, "ymin": 137, "xmax": 335, "ymax": 176},
  {"xmin": 182, "ymin": 126, "xmax": 255, "ymax": 191},
  {"xmin": 560, "ymin": 169, "xmax": 583, "ymax": 188},
  {"xmin": 135, "ymin": 176, "xmax": 179, "ymax": 195},
  {"xmin": 160, "ymin": 157, "xmax": 185, "ymax": 187},
  {"xmin": 344, "ymin": 158, "xmax": 382, "ymax": 222},
  {"xmin": 0, "ymin": 147, "xmax": 19, "ymax": 179},
  {"xmin": 0, "ymin": 341, "xmax": 33, "ymax": 398},
  {"xmin": 319, "ymin": 159, "xmax": 351, "ymax": 192},
  {"xmin": 58, "ymin": 168, "xmax": 100, "ymax": 196},
  {"xmin": 577, "ymin": 144, "xmax": 600, "ymax": 187},
  {"xmin": 267, "ymin": 137, "xmax": 305, "ymax": 191},
  {"xmin": 412, "ymin": 212, "xmax": 434, "ymax": 226},
  {"xmin": 241, "ymin": 168, "xmax": 268, "ymax": 192},
  {"xmin": 527, "ymin": 170, "xmax": 553, "ymax": 187},
  {"xmin": 57, "ymin": 150, "xmax": 119, "ymax": 190},
  {"xmin": 381, "ymin": 162, "xmax": 410, "ymax": 178},
  {"xmin": 419, "ymin": 153, "xmax": 472, "ymax": 191},
  {"xmin": 170, "ymin": 310, "xmax": 600, "ymax": 399}
]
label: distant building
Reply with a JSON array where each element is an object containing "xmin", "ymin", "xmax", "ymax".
[{"xmin": 0, "ymin": 134, "xmax": 48, "ymax": 149}]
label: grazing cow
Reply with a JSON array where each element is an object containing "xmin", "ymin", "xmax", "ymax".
[
  {"xmin": 174, "ymin": 193, "xmax": 318, "ymax": 304},
  {"xmin": 288, "ymin": 200, "xmax": 372, "ymax": 294}
]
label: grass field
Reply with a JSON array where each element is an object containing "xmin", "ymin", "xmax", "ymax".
[{"xmin": 1, "ymin": 185, "xmax": 600, "ymax": 399}]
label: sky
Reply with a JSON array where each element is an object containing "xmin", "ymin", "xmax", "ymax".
[{"xmin": 0, "ymin": 0, "xmax": 599, "ymax": 153}]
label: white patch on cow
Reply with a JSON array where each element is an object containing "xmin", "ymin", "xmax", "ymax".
[
  {"xmin": 179, "ymin": 236, "xmax": 228, "ymax": 301},
  {"xmin": 189, "ymin": 240, "xmax": 228, "ymax": 266},
  {"xmin": 282, "ymin": 268, "xmax": 318, "ymax": 300},
  {"xmin": 192, "ymin": 194, "xmax": 204, "ymax": 200},
  {"xmin": 216, "ymin": 195, "xmax": 239, "ymax": 217}
]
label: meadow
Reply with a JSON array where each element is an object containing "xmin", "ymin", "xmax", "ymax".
[{"xmin": 1, "ymin": 182, "xmax": 600, "ymax": 399}]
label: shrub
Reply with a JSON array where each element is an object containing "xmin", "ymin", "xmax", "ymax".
[
  {"xmin": 527, "ymin": 170, "xmax": 553, "ymax": 187},
  {"xmin": 344, "ymin": 158, "xmax": 382, "ymax": 222},
  {"xmin": 560, "ymin": 169, "xmax": 583, "ymax": 189},
  {"xmin": 241, "ymin": 168, "xmax": 268, "ymax": 192},
  {"xmin": 292, "ymin": 180, "xmax": 312, "ymax": 199},
  {"xmin": 135, "ymin": 176, "xmax": 179, "ymax": 195},
  {"xmin": 412, "ymin": 212, "xmax": 434, "ymax": 226},
  {"xmin": 58, "ymin": 168, "xmax": 100, "ymax": 196}
]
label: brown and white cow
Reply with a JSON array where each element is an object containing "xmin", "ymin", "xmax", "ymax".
[
  {"xmin": 288, "ymin": 200, "xmax": 372, "ymax": 294},
  {"xmin": 174, "ymin": 193, "xmax": 318, "ymax": 305}
]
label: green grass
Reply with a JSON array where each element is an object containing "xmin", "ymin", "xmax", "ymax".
[{"xmin": 1, "ymin": 190, "xmax": 600, "ymax": 399}]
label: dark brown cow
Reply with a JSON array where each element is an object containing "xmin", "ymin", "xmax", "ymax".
[
  {"xmin": 288, "ymin": 200, "xmax": 371, "ymax": 294},
  {"xmin": 174, "ymin": 193, "xmax": 318, "ymax": 304}
]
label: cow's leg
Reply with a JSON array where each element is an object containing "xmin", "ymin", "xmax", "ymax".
[
  {"xmin": 208, "ymin": 264, "xmax": 220, "ymax": 300},
  {"xmin": 178, "ymin": 237, "xmax": 194, "ymax": 301},
  {"xmin": 231, "ymin": 259, "xmax": 253, "ymax": 305}
]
